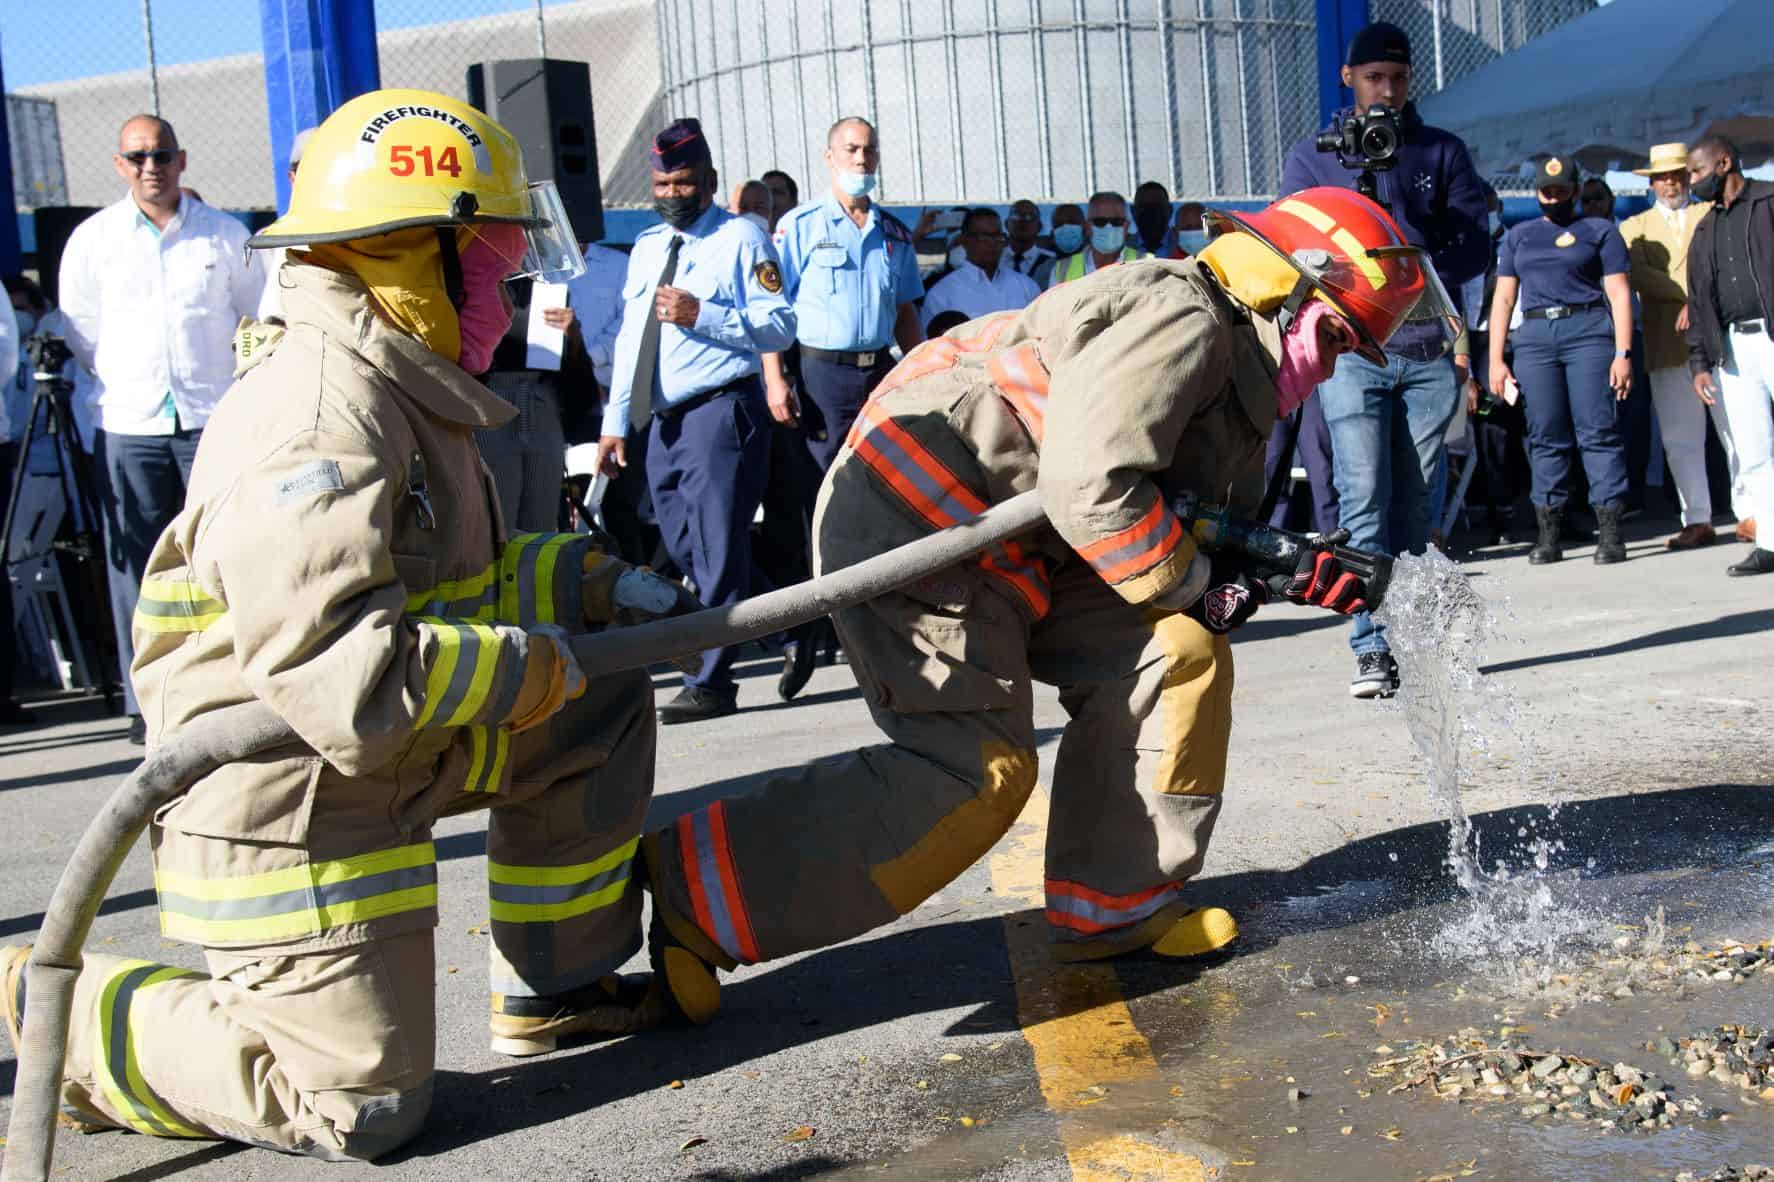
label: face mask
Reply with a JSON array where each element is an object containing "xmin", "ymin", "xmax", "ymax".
[
  {"xmin": 456, "ymin": 225, "xmax": 524, "ymax": 375},
  {"xmin": 1487, "ymin": 211, "xmax": 1503, "ymax": 238},
  {"xmin": 947, "ymin": 245, "xmax": 968, "ymax": 269},
  {"xmin": 1539, "ymin": 197, "xmax": 1577, "ymax": 227},
  {"xmin": 14, "ymin": 310, "xmax": 37, "ymax": 340},
  {"xmin": 1053, "ymin": 224, "xmax": 1085, "ymax": 254},
  {"xmin": 1690, "ymin": 171, "xmax": 1723, "ymax": 203},
  {"xmin": 1175, "ymin": 229, "xmax": 1209, "ymax": 256},
  {"xmin": 1090, "ymin": 223, "xmax": 1126, "ymax": 255},
  {"xmin": 741, "ymin": 211, "xmax": 770, "ymax": 233},
  {"xmin": 655, "ymin": 192, "xmax": 705, "ymax": 230},
  {"xmin": 1275, "ymin": 300, "xmax": 1343, "ymax": 418},
  {"xmin": 1134, "ymin": 207, "xmax": 1170, "ymax": 249},
  {"xmin": 837, "ymin": 170, "xmax": 878, "ymax": 198}
]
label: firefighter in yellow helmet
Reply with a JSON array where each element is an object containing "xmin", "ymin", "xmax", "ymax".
[
  {"xmin": 640, "ymin": 189, "xmax": 1461, "ymax": 1022},
  {"xmin": 0, "ymin": 90, "xmax": 694, "ymax": 1160}
]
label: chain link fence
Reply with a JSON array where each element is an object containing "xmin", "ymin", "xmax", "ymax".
[{"xmin": 3, "ymin": 0, "xmax": 1602, "ymax": 219}]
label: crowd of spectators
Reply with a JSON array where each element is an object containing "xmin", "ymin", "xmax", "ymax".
[{"xmin": 4, "ymin": 17, "xmax": 1771, "ymax": 730}]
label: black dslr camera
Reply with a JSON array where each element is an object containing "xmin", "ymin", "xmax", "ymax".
[
  {"xmin": 1315, "ymin": 103, "xmax": 1402, "ymax": 204},
  {"xmin": 25, "ymin": 332, "xmax": 73, "ymax": 382}
]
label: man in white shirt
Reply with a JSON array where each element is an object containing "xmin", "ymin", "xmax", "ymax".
[
  {"xmin": 1004, "ymin": 199, "xmax": 1055, "ymax": 279},
  {"xmin": 58, "ymin": 114, "xmax": 263, "ymax": 740},
  {"xmin": 920, "ymin": 208, "xmax": 1041, "ymax": 333}
]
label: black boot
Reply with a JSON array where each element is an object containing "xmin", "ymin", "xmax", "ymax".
[
  {"xmin": 1529, "ymin": 505, "xmax": 1564, "ymax": 565},
  {"xmin": 1593, "ymin": 505, "xmax": 1627, "ymax": 564}
]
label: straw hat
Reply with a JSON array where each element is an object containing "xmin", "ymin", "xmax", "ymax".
[{"xmin": 1633, "ymin": 143, "xmax": 1690, "ymax": 177}]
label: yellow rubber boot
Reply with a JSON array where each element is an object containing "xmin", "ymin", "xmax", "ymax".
[{"xmin": 1149, "ymin": 907, "xmax": 1239, "ymax": 959}]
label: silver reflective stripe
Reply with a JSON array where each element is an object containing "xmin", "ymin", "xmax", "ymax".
[
  {"xmin": 487, "ymin": 857, "xmax": 633, "ymax": 907},
  {"xmin": 863, "ymin": 421, "xmax": 981, "ymax": 528},
  {"xmin": 428, "ymin": 626, "xmax": 485, "ymax": 725},
  {"xmin": 157, "ymin": 863, "xmax": 437, "ymax": 924}
]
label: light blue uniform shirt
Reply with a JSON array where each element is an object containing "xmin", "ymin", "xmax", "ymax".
[
  {"xmin": 602, "ymin": 203, "xmax": 796, "ymax": 438},
  {"xmin": 773, "ymin": 194, "xmax": 922, "ymax": 351}
]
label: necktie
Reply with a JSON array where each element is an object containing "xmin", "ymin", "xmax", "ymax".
[{"xmin": 628, "ymin": 234, "xmax": 683, "ymax": 430}]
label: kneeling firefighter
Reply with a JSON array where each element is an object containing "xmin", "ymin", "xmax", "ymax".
[
  {"xmin": 0, "ymin": 89, "xmax": 695, "ymax": 1160},
  {"xmin": 642, "ymin": 188, "xmax": 1461, "ymax": 1017}
]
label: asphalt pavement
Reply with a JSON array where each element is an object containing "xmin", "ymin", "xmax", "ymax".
[{"xmin": 0, "ymin": 512, "xmax": 1768, "ymax": 1181}]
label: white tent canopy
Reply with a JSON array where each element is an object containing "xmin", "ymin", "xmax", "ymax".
[{"xmin": 1417, "ymin": 0, "xmax": 1774, "ymax": 178}]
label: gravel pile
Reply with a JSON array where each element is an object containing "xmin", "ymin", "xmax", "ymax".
[
  {"xmin": 1655, "ymin": 1025, "xmax": 1774, "ymax": 1101},
  {"xmin": 1506, "ymin": 931, "xmax": 1772, "ymax": 1008},
  {"xmin": 1370, "ymin": 1032, "xmax": 1722, "ymax": 1131},
  {"xmin": 1671, "ymin": 1168, "xmax": 1773, "ymax": 1181}
]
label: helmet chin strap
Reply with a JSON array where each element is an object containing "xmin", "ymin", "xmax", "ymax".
[
  {"xmin": 1276, "ymin": 275, "xmax": 1316, "ymax": 337},
  {"xmin": 438, "ymin": 228, "xmax": 465, "ymax": 310}
]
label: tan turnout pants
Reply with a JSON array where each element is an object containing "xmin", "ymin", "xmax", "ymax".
[
  {"xmin": 55, "ymin": 669, "xmax": 655, "ymax": 1160},
  {"xmin": 648, "ymin": 542, "xmax": 1234, "ymax": 968}
]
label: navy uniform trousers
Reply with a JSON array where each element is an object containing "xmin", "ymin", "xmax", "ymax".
[
  {"xmin": 645, "ymin": 379, "xmax": 772, "ymax": 697},
  {"xmin": 796, "ymin": 353, "xmax": 895, "ymax": 473},
  {"xmin": 1512, "ymin": 306, "xmax": 1629, "ymax": 509}
]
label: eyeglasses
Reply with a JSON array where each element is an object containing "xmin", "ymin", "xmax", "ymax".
[
  {"xmin": 120, "ymin": 149, "xmax": 178, "ymax": 168},
  {"xmin": 1088, "ymin": 216, "xmax": 1126, "ymax": 228}
]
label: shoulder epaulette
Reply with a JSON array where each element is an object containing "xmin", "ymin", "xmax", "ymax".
[{"xmin": 881, "ymin": 211, "xmax": 913, "ymax": 243}]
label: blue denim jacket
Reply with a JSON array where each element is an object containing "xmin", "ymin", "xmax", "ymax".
[{"xmin": 1280, "ymin": 103, "xmax": 1489, "ymax": 357}]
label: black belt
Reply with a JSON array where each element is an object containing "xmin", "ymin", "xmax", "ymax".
[
  {"xmin": 653, "ymin": 377, "xmax": 758, "ymax": 423},
  {"xmin": 801, "ymin": 344, "xmax": 890, "ymax": 369},
  {"xmin": 1522, "ymin": 300, "xmax": 1604, "ymax": 321},
  {"xmin": 1729, "ymin": 318, "xmax": 1767, "ymax": 335}
]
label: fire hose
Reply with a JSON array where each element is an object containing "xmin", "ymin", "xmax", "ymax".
[{"xmin": 1, "ymin": 488, "xmax": 1391, "ymax": 1180}]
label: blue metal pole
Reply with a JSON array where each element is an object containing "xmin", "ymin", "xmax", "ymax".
[
  {"xmin": 1315, "ymin": 0, "xmax": 1369, "ymax": 125},
  {"xmin": 0, "ymin": 34, "xmax": 24, "ymax": 276},
  {"xmin": 260, "ymin": 0, "xmax": 381, "ymax": 214}
]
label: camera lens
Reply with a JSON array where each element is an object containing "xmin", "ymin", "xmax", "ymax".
[{"xmin": 1360, "ymin": 122, "xmax": 1399, "ymax": 163}]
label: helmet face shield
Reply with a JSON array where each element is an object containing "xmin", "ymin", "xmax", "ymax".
[
  {"xmin": 514, "ymin": 181, "xmax": 585, "ymax": 282},
  {"xmin": 1370, "ymin": 245, "xmax": 1464, "ymax": 356}
]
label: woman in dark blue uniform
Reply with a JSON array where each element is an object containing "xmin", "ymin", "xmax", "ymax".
[{"xmin": 1488, "ymin": 155, "xmax": 1635, "ymax": 564}]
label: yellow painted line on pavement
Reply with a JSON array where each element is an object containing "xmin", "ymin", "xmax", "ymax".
[{"xmin": 989, "ymin": 788, "xmax": 1207, "ymax": 1182}]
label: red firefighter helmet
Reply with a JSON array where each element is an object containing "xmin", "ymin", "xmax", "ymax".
[{"xmin": 1203, "ymin": 187, "xmax": 1463, "ymax": 364}]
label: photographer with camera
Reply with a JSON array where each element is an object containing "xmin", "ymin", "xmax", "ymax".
[{"xmin": 1278, "ymin": 20, "xmax": 1488, "ymax": 699}]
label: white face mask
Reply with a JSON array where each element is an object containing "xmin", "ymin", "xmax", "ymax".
[
  {"xmin": 948, "ymin": 245, "xmax": 967, "ymax": 269},
  {"xmin": 741, "ymin": 211, "xmax": 770, "ymax": 232}
]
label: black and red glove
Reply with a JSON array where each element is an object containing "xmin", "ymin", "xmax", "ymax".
[
  {"xmin": 1182, "ymin": 555, "xmax": 1269, "ymax": 635},
  {"xmin": 1279, "ymin": 533, "xmax": 1369, "ymax": 615}
]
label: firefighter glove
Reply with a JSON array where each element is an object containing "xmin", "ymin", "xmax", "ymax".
[
  {"xmin": 1179, "ymin": 554, "xmax": 1268, "ymax": 635},
  {"xmin": 1280, "ymin": 537, "xmax": 1368, "ymax": 615},
  {"xmin": 503, "ymin": 623, "xmax": 586, "ymax": 733}
]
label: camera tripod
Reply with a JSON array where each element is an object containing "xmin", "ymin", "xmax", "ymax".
[{"xmin": 1, "ymin": 335, "xmax": 120, "ymax": 708}]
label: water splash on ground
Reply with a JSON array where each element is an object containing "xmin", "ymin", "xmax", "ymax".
[{"xmin": 1376, "ymin": 550, "xmax": 1601, "ymax": 965}]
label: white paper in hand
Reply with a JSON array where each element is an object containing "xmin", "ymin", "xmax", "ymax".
[
  {"xmin": 1502, "ymin": 377, "xmax": 1521, "ymax": 406},
  {"xmin": 525, "ymin": 282, "xmax": 570, "ymax": 371}
]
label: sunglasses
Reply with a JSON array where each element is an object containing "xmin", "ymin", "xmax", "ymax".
[
  {"xmin": 120, "ymin": 149, "xmax": 178, "ymax": 168},
  {"xmin": 1089, "ymin": 216, "xmax": 1126, "ymax": 228}
]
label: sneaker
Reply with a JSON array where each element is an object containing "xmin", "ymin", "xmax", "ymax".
[
  {"xmin": 1350, "ymin": 651, "xmax": 1400, "ymax": 699},
  {"xmin": 489, "ymin": 973, "xmax": 674, "ymax": 1057}
]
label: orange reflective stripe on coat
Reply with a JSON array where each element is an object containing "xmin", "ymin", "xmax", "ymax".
[
  {"xmin": 862, "ymin": 312, "xmax": 1018, "ymax": 410},
  {"xmin": 1075, "ymin": 499, "xmax": 1183, "ymax": 585},
  {"xmin": 851, "ymin": 400, "xmax": 1051, "ymax": 618},
  {"xmin": 986, "ymin": 341, "xmax": 1049, "ymax": 442}
]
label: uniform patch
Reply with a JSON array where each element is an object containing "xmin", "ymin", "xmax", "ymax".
[
  {"xmin": 754, "ymin": 260, "xmax": 783, "ymax": 293},
  {"xmin": 274, "ymin": 460, "xmax": 345, "ymax": 506},
  {"xmin": 1555, "ymin": 231, "xmax": 1577, "ymax": 248},
  {"xmin": 1544, "ymin": 158, "xmax": 1563, "ymax": 177}
]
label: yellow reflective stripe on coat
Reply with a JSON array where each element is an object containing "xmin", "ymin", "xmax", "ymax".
[
  {"xmin": 464, "ymin": 723, "xmax": 512, "ymax": 793},
  {"xmin": 94, "ymin": 960, "xmax": 205, "ymax": 1137},
  {"xmin": 487, "ymin": 837, "xmax": 637, "ymax": 924},
  {"xmin": 133, "ymin": 578, "xmax": 226, "ymax": 634},
  {"xmin": 405, "ymin": 563, "xmax": 499, "ymax": 621},
  {"xmin": 155, "ymin": 841, "xmax": 438, "ymax": 944},
  {"xmin": 497, "ymin": 533, "xmax": 578, "ymax": 625},
  {"xmin": 414, "ymin": 618, "xmax": 504, "ymax": 728}
]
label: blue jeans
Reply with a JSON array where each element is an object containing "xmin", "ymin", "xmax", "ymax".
[
  {"xmin": 1510, "ymin": 308, "xmax": 1628, "ymax": 510},
  {"xmin": 93, "ymin": 427, "xmax": 202, "ymax": 714},
  {"xmin": 1317, "ymin": 352, "xmax": 1459, "ymax": 656}
]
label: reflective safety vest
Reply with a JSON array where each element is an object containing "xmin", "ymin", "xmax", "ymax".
[{"xmin": 1052, "ymin": 246, "xmax": 1145, "ymax": 286}]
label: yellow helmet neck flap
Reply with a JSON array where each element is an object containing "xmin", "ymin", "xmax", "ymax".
[
  {"xmin": 301, "ymin": 227, "xmax": 463, "ymax": 364},
  {"xmin": 1197, "ymin": 233, "xmax": 1308, "ymax": 316}
]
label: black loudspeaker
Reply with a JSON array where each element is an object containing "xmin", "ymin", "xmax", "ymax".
[
  {"xmin": 467, "ymin": 59, "xmax": 603, "ymax": 245},
  {"xmin": 32, "ymin": 206, "xmax": 101, "ymax": 305}
]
